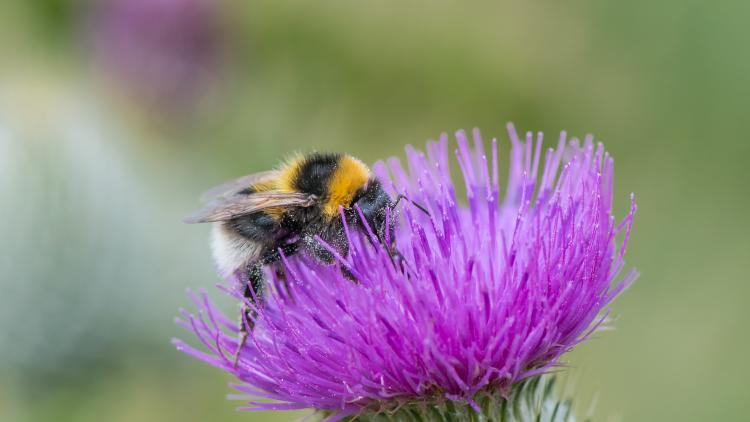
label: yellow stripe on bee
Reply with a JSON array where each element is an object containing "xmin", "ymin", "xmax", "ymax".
[
  {"xmin": 247, "ymin": 154, "xmax": 305, "ymax": 220},
  {"xmin": 250, "ymin": 180, "xmax": 276, "ymax": 192},
  {"xmin": 323, "ymin": 155, "xmax": 369, "ymax": 219},
  {"xmin": 277, "ymin": 153, "xmax": 305, "ymax": 193}
]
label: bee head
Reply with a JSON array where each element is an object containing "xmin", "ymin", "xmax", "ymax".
[{"xmin": 349, "ymin": 179, "xmax": 393, "ymax": 242}]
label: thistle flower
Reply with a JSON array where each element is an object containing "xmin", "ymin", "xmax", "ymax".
[
  {"xmin": 174, "ymin": 124, "xmax": 637, "ymax": 420},
  {"xmin": 89, "ymin": 0, "xmax": 223, "ymax": 113}
]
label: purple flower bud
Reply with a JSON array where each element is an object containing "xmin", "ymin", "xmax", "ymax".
[{"xmin": 175, "ymin": 124, "xmax": 637, "ymax": 419}]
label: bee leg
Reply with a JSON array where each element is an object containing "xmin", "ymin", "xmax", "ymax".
[
  {"xmin": 389, "ymin": 245, "xmax": 405, "ymax": 273},
  {"xmin": 340, "ymin": 264, "xmax": 359, "ymax": 283},
  {"xmin": 233, "ymin": 264, "xmax": 263, "ymax": 367},
  {"xmin": 261, "ymin": 241, "xmax": 301, "ymax": 266},
  {"xmin": 232, "ymin": 242, "xmax": 300, "ymax": 367},
  {"xmin": 259, "ymin": 242, "xmax": 300, "ymax": 299},
  {"xmin": 233, "ymin": 308, "xmax": 250, "ymax": 367},
  {"xmin": 389, "ymin": 244, "xmax": 420, "ymax": 279},
  {"xmin": 391, "ymin": 193, "xmax": 430, "ymax": 216}
]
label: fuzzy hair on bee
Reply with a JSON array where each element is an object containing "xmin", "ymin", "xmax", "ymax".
[{"xmin": 185, "ymin": 152, "xmax": 408, "ymax": 365}]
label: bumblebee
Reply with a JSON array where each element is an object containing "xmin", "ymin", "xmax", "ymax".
[{"xmin": 185, "ymin": 152, "xmax": 422, "ymax": 364}]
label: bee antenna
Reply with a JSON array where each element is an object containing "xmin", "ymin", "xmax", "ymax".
[{"xmin": 391, "ymin": 193, "xmax": 430, "ymax": 216}]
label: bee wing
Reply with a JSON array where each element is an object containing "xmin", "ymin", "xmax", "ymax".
[
  {"xmin": 199, "ymin": 171, "xmax": 280, "ymax": 202},
  {"xmin": 184, "ymin": 191, "xmax": 317, "ymax": 224}
]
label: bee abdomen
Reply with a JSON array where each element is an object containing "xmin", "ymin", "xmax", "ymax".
[
  {"xmin": 211, "ymin": 224, "xmax": 264, "ymax": 277},
  {"xmin": 228, "ymin": 212, "xmax": 280, "ymax": 242}
]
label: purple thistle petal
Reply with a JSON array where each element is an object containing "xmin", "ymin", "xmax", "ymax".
[{"xmin": 176, "ymin": 124, "xmax": 637, "ymax": 417}]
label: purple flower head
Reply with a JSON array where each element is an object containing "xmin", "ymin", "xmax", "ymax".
[
  {"xmin": 175, "ymin": 124, "xmax": 637, "ymax": 418},
  {"xmin": 89, "ymin": 0, "xmax": 223, "ymax": 112}
]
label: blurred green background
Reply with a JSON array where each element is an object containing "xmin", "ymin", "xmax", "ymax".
[{"xmin": 1, "ymin": 1, "xmax": 748, "ymax": 421}]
